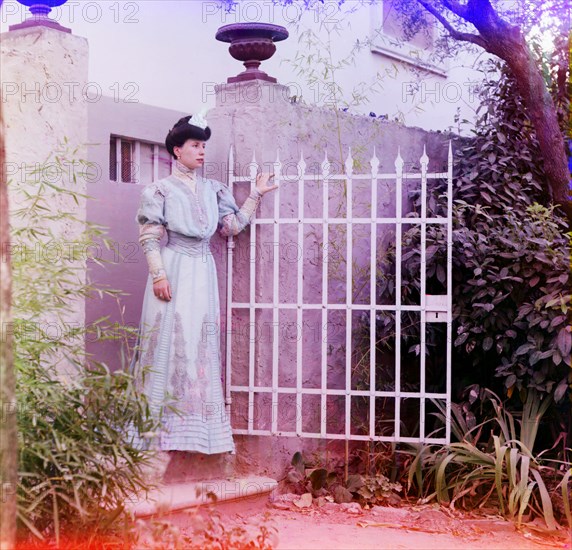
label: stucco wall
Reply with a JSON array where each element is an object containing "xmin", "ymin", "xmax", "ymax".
[
  {"xmin": 206, "ymin": 81, "xmax": 450, "ymax": 478},
  {"xmin": 1, "ymin": 26, "xmax": 88, "ymax": 376}
]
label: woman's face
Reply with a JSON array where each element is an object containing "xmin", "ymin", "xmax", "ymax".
[{"xmin": 174, "ymin": 139, "xmax": 206, "ymax": 170}]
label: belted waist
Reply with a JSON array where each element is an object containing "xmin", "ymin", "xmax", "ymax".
[{"xmin": 165, "ymin": 230, "xmax": 211, "ymax": 257}]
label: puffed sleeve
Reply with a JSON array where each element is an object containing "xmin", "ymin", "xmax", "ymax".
[
  {"xmin": 136, "ymin": 182, "xmax": 167, "ymax": 226},
  {"xmin": 214, "ymin": 180, "xmax": 263, "ymax": 237},
  {"xmin": 135, "ymin": 182, "xmax": 167, "ymax": 283}
]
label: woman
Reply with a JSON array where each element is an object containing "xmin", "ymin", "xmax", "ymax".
[{"xmin": 129, "ymin": 112, "xmax": 276, "ymax": 456}]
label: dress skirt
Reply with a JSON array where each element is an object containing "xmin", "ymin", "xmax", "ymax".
[{"xmin": 129, "ymin": 235, "xmax": 235, "ymax": 454}]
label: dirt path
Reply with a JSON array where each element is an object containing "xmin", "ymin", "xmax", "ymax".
[{"xmin": 213, "ymin": 496, "xmax": 571, "ymax": 550}]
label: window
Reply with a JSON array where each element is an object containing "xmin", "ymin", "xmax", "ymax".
[
  {"xmin": 370, "ymin": 0, "xmax": 447, "ymax": 76},
  {"xmin": 109, "ymin": 136, "xmax": 172, "ymax": 184}
]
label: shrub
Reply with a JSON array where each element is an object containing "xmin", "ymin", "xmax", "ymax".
[
  {"xmin": 353, "ymin": 60, "xmax": 571, "ymax": 417},
  {"xmin": 403, "ymin": 390, "xmax": 571, "ymax": 531},
  {"xmin": 10, "ymin": 144, "xmax": 161, "ymax": 545},
  {"xmin": 285, "ymin": 451, "xmax": 402, "ymax": 507},
  {"xmin": 448, "ymin": 61, "xmax": 570, "ymax": 404},
  {"xmin": 16, "ymin": 361, "xmax": 159, "ymax": 543}
]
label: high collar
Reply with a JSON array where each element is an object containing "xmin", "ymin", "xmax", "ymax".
[
  {"xmin": 173, "ymin": 160, "xmax": 197, "ymax": 179},
  {"xmin": 172, "ymin": 160, "xmax": 198, "ymax": 193}
]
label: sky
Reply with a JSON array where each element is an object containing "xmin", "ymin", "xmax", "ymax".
[
  {"xmin": 1, "ymin": 1, "xmax": 252, "ymax": 110},
  {"xmin": 1, "ymin": 1, "xmax": 348, "ymax": 109},
  {"xmin": 0, "ymin": 0, "xmax": 484, "ymax": 132}
]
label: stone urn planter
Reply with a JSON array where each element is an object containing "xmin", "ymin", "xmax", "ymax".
[
  {"xmin": 215, "ymin": 23, "xmax": 289, "ymax": 84},
  {"xmin": 16, "ymin": 0, "xmax": 68, "ymax": 14},
  {"xmin": 10, "ymin": 0, "xmax": 71, "ymax": 32}
]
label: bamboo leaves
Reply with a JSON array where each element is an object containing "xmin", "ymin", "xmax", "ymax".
[{"xmin": 11, "ymin": 144, "xmax": 164, "ymax": 542}]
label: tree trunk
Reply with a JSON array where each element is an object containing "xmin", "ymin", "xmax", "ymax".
[
  {"xmin": 0, "ymin": 101, "xmax": 17, "ymax": 549},
  {"xmin": 479, "ymin": 25, "xmax": 572, "ymax": 222},
  {"xmin": 416, "ymin": 0, "xmax": 572, "ymax": 223}
]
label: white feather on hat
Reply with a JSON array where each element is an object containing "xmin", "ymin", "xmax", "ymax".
[{"xmin": 189, "ymin": 109, "xmax": 208, "ymax": 130}]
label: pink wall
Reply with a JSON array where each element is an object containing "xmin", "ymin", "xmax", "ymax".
[{"xmin": 87, "ymin": 98, "xmax": 200, "ymax": 370}]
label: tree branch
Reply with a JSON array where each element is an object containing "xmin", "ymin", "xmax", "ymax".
[
  {"xmin": 441, "ymin": 0, "xmax": 468, "ymax": 19},
  {"xmin": 415, "ymin": 0, "xmax": 488, "ymax": 49},
  {"xmin": 466, "ymin": 0, "xmax": 494, "ymax": 18}
]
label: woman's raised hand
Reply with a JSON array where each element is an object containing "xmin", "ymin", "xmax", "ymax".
[{"xmin": 255, "ymin": 173, "xmax": 278, "ymax": 196}]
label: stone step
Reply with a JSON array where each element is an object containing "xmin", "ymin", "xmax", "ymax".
[{"xmin": 127, "ymin": 476, "xmax": 278, "ymax": 518}]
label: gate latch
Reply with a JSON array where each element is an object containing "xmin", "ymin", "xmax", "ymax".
[{"xmin": 425, "ymin": 295, "xmax": 447, "ymax": 322}]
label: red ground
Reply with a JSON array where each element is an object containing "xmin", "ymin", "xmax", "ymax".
[
  {"xmin": 209, "ymin": 495, "xmax": 572, "ymax": 550},
  {"xmin": 14, "ymin": 496, "xmax": 572, "ymax": 549}
]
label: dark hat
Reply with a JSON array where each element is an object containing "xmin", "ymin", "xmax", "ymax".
[{"xmin": 165, "ymin": 114, "xmax": 211, "ymax": 158}]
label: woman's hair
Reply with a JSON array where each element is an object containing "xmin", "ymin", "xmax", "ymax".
[{"xmin": 165, "ymin": 115, "xmax": 211, "ymax": 158}]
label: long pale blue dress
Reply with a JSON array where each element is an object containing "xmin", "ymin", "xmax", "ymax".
[{"xmin": 129, "ymin": 170, "xmax": 259, "ymax": 454}]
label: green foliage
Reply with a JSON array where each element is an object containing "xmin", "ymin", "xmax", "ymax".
[
  {"xmin": 403, "ymin": 390, "xmax": 571, "ymax": 530},
  {"xmin": 355, "ymin": 60, "xmax": 571, "ymax": 408},
  {"xmin": 283, "ymin": 17, "xmax": 386, "ymax": 112},
  {"xmin": 279, "ymin": 2, "xmax": 388, "ymax": 167},
  {"xmin": 286, "ymin": 452, "xmax": 402, "ymax": 507},
  {"xmin": 346, "ymin": 474, "xmax": 402, "ymax": 507},
  {"xmin": 455, "ymin": 202, "xmax": 570, "ymax": 400},
  {"xmin": 349, "ymin": 56, "xmax": 571, "ymax": 529},
  {"xmin": 286, "ymin": 451, "xmax": 339, "ymax": 496},
  {"xmin": 16, "ymin": 361, "xmax": 159, "ymax": 542},
  {"xmin": 449, "ymin": 61, "xmax": 571, "ymax": 402},
  {"xmin": 9, "ymin": 144, "xmax": 161, "ymax": 544}
]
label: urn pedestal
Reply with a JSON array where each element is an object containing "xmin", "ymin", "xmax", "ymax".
[{"xmin": 215, "ymin": 23, "xmax": 289, "ymax": 84}]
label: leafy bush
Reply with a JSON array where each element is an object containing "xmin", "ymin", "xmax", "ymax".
[
  {"xmin": 286, "ymin": 451, "xmax": 339, "ymax": 497},
  {"xmin": 346, "ymin": 474, "xmax": 402, "ymax": 507},
  {"xmin": 454, "ymin": 202, "xmax": 570, "ymax": 401},
  {"xmin": 286, "ymin": 451, "xmax": 402, "ymax": 507},
  {"xmin": 16, "ymin": 361, "xmax": 158, "ymax": 542},
  {"xmin": 10, "ymin": 145, "xmax": 161, "ymax": 544},
  {"xmin": 349, "ymin": 58, "xmax": 571, "ymax": 529},
  {"xmin": 448, "ymin": 61, "xmax": 571, "ymax": 403},
  {"xmin": 354, "ymin": 60, "xmax": 571, "ymax": 415}
]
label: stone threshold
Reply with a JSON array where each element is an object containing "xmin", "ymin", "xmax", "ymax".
[{"xmin": 127, "ymin": 476, "xmax": 278, "ymax": 518}]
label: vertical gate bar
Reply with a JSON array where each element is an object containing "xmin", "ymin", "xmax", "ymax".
[
  {"xmin": 394, "ymin": 149, "xmax": 404, "ymax": 440},
  {"xmin": 420, "ymin": 146, "xmax": 429, "ymax": 441},
  {"xmin": 369, "ymin": 149, "xmax": 380, "ymax": 440},
  {"xmin": 446, "ymin": 141, "xmax": 453, "ymax": 443},
  {"xmin": 225, "ymin": 147, "xmax": 236, "ymax": 417},
  {"xmin": 345, "ymin": 148, "xmax": 353, "ymax": 440},
  {"xmin": 248, "ymin": 152, "xmax": 258, "ymax": 432},
  {"xmin": 320, "ymin": 152, "xmax": 330, "ymax": 438},
  {"xmin": 272, "ymin": 150, "xmax": 281, "ymax": 434},
  {"xmin": 296, "ymin": 152, "xmax": 306, "ymax": 437}
]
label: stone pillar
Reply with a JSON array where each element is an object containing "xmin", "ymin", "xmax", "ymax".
[
  {"xmin": 1, "ymin": 26, "xmax": 89, "ymax": 376},
  {"xmin": 207, "ymin": 81, "xmax": 292, "ymax": 175}
]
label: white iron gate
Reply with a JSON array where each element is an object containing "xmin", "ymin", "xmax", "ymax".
[{"xmin": 224, "ymin": 143, "xmax": 453, "ymax": 444}]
